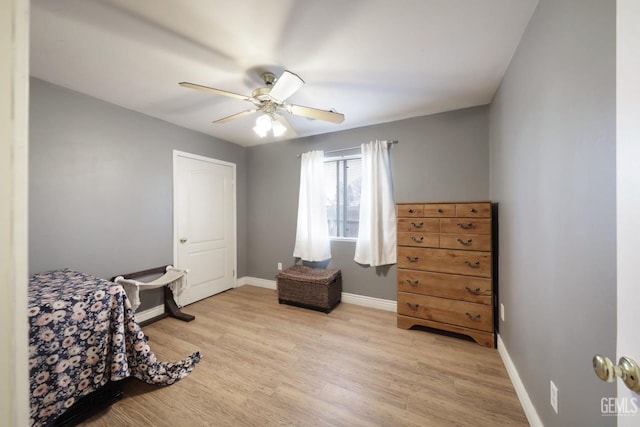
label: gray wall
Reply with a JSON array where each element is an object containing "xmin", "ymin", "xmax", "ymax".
[
  {"xmin": 29, "ymin": 78, "xmax": 248, "ymax": 310},
  {"xmin": 489, "ymin": 0, "xmax": 616, "ymax": 425},
  {"xmin": 247, "ymin": 106, "xmax": 490, "ymax": 300}
]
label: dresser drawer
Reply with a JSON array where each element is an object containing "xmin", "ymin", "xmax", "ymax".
[
  {"xmin": 397, "ymin": 269, "xmax": 492, "ymax": 304},
  {"xmin": 439, "ymin": 233, "xmax": 492, "ymax": 252},
  {"xmin": 456, "ymin": 203, "xmax": 491, "ymax": 218},
  {"xmin": 398, "ymin": 247, "xmax": 492, "ymax": 278},
  {"xmin": 397, "ymin": 218, "xmax": 439, "ymax": 233},
  {"xmin": 397, "ymin": 232, "xmax": 439, "ymax": 248},
  {"xmin": 423, "ymin": 203, "xmax": 455, "ymax": 217},
  {"xmin": 398, "ymin": 292, "xmax": 493, "ymax": 332},
  {"xmin": 397, "ymin": 204, "xmax": 423, "ymax": 217},
  {"xmin": 440, "ymin": 218, "xmax": 491, "ymax": 235}
]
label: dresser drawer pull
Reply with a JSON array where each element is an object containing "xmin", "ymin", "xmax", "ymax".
[
  {"xmin": 411, "ymin": 222, "xmax": 424, "ymax": 228},
  {"xmin": 465, "ymin": 286, "xmax": 482, "ymax": 295},
  {"xmin": 406, "ymin": 256, "xmax": 419, "ymax": 263},
  {"xmin": 457, "ymin": 222, "xmax": 473, "ymax": 229},
  {"xmin": 406, "ymin": 279, "xmax": 419, "ymax": 286},
  {"xmin": 465, "ymin": 312, "xmax": 482, "ymax": 321},
  {"xmin": 464, "ymin": 260, "xmax": 480, "ymax": 268},
  {"xmin": 408, "ymin": 208, "xmax": 414, "ymax": 213},
  {"xmin": 406, "ymin": 302, "xmax": 420, "ymax": 311},
  {"xmin": 437, "ymin": 208, "xmax": 443, "ymax": 213},
  {"xmin": 410, "ymin": 236, "xmax": 424, "ymax": 243},
  {"xmin": 470, "ymin": 208, "xmax": 478, "ymax": 213},
  {"xmin": 457, "ymin": 238, "xmax": 473, "ymax": 246}
]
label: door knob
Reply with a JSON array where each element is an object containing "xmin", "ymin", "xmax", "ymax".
[
  {"xmin": 593, "ymin": 354, "xmax": 640, "ymax": 392},
  {"xmin": 180, "ymin": 238, "xmax": 187, "ymax": 244}
]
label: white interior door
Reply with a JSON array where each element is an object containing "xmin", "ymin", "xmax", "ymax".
[
  {"xmin": 617, "ymin": 2, "xmax": 640, "ymax": 426},
  {"xmin": 173, "ymin": 151, "xmax": 236, "ymax": 306}
]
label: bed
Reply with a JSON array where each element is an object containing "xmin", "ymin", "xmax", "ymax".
[{"xmin": 28, "ymin": 268, "xmax": 202, "ymax": 427}]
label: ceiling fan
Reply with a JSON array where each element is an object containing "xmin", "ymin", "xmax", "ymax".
[{"xmin": 179, "ymin": 70, "xmax": 345, "ymax": 137}]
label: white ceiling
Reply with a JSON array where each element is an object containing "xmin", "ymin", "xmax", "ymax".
[{"xmin": 30, "ymin": 0, "xmax": 538, "ymax": 147}]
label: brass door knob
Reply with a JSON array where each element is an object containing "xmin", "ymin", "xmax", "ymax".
[
  {"xmin": 593, "ymin": 354, "xmax": 640, "ymax": 392},
  {"xmin": 180, "ymin": 238, "xmax": 188, "ymax": 244}
]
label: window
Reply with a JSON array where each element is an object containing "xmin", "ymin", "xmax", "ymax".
[{"xmin": 324, "ymin": 155, "xmax": 362, "ymax": 238}]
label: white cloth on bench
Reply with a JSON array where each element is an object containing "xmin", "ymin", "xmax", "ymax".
[{"xmin": 114, "ymin": 266, "xmax": 188, "ymax": 311}]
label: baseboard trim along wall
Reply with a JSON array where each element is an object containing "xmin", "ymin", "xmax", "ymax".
[
  {"xmin": 497, "ymin": 334, "xmax": 543, "ymax": 427},
  {"xmin": 134, "ymin": 304, "xmax": 165, "ymax": 324},
  {"xmin": 237, "ymin": 276, "xmax": 397, "ymax": 312},
  {"xmin": 239, "ymin": 276, "xmax": 278, "ymax": 290},
  {"xmin": 340, "ymin": 292, "xmax": 397, "ymax": 312}
]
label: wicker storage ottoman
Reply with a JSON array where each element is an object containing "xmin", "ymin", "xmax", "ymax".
[{"xmin": 277, "ymin": 265, "xmax": 342, "ymax": 313}]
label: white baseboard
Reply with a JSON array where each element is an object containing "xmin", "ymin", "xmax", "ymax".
[
  {"xmin": 341, "ymin": 292, "xmax": 397, "ymax": 312},
  {"xmin": 237, "ymin": 276, "xmax": 397, "ymax": 312},
  {"xmin": 497, "ymin": 334, "xmax": 543, "ymax": 427},
  {"xmin": 238, "ymin": 276, "xmax": 277, "ymax": 290},
  {"xmin": 135, "ymin": 305, "xmax": 165, "ymax": 324}
]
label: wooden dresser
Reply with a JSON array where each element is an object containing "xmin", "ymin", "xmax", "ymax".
[{"xmin": 396, "ymin": 201, "xmax": 496, "ymax": 347}]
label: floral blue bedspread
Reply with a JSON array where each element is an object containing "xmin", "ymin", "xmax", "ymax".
[{"xmin": 28, "ymin": 269, "xmax": 202, "ymax": 427}]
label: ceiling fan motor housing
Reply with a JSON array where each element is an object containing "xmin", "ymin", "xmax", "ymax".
[{"xmin": 252, "ymin": 87, "xmax": 273, "ymax": 102}]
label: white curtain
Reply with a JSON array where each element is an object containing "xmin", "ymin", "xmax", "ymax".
[
  {"xmin": 293, "ymin": 150, "xmax": 331, "ymax": 261},
  {"xmin": 354, "ymin": 140, "xmax": 397, "ymax": 266}
]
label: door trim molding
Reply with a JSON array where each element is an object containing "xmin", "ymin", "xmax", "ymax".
[
  {"xmin": 172, "ymin": 150, "xmax": 237, "ymax": 297},
  {"xmin": 1, "ymin": 0, "xmax": 30, "ymax": 424}
]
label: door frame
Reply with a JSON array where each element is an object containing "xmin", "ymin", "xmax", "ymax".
[
  {"xmin": 1, "ymin": 0, "xmax": 30, "ymax": 424},
  {"xmin": 172, "ymin": 150, "xmax": 237, "ymax": 292}
]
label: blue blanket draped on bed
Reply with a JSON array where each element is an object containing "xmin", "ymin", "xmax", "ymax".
[{"xmin": 28, "ymin": 269, "xmax": 202, "ymax": 426}]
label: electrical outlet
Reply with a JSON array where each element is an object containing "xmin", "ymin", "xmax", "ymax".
[
  {"xmin": 500, "ymin": 303, "xmax": 505, "ymax": 322},
  {"xmin": 550, "ymin": 381, "xmax": 559, "ymax": 414},
  {"xmin": 277, "ymin": 262, "xmax": 283, "ymax": 271}
]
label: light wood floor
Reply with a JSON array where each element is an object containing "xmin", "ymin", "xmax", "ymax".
[{"xmin": 81, "ymin": 285, "xmax": 528, "ymax": 426}]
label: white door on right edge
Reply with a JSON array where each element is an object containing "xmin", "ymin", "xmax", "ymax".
[{"xmin": 616, "ymin": 3, "xmax": 640, "ymax": 425}]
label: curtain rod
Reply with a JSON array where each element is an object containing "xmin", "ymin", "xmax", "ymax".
[{"xmin": 296, "ymin": 139, "xmax": 398, "ymax": 158}]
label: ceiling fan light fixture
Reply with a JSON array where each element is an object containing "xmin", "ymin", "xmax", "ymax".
[
  {"xmin": 252, "ymin": 124, "xmax": 268, "ymax": 138},
  {"xmin": 253, "ymin": 113, "xmax": 287, "ymax": 138},
  {"xmin": 271, "ymin": 118, "xmax": 287, "ymax": 137},
  {"xmin": 253, "ymin": 114, "xmax": 271, "ymax": 137}
]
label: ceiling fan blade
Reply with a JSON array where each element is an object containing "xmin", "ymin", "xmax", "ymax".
[
  {"xmin": 287, "ymin": 104, "xmax": 345, "ymax": 124},
  {"xmin": 268, "ymin": 71, "xmax": 304, "ymax": 102},
  {"xmin": 179, "ymin": 82, "xmax": 249, "ymax": 101},
  {"xmin": 212, "ymin": 109, "xmax": 257, "ymax": 124}
]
